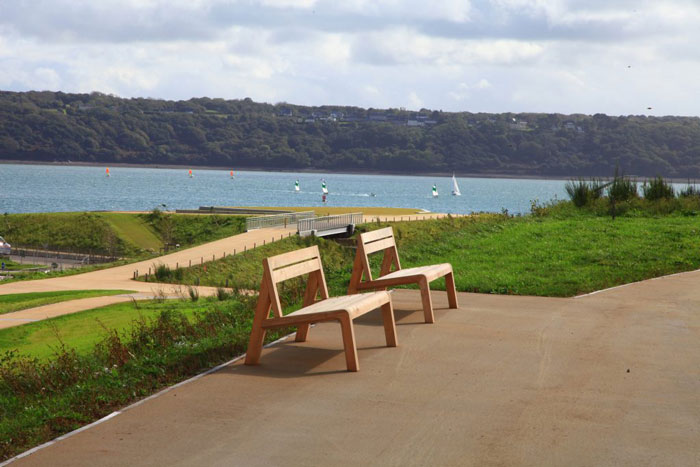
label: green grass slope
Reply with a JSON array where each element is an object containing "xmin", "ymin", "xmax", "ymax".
[{"xmin": 0, "ymin": 290, "xmax": 132, "ymax": 316}]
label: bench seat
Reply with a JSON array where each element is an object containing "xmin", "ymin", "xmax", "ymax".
[
  {"xmin": 261, "ymin": 291, "xmax": 392, "ymax": 328},
  {"xmin": 355, "ymin": 264, "xmax": 453, "ymax": 286}
]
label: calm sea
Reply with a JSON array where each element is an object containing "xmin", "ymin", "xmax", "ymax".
[{"xmin": 0, "ymin": 163, "xmax": 572, "ymax": 214}]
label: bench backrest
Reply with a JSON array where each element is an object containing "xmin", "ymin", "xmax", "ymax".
[
  {"xmin": 349, "ymin": 227, "xmax": 402, "ymax": 289},
  {"xmin": 257, "ymin": 245, "xmax": 329, "ymax": 319}
]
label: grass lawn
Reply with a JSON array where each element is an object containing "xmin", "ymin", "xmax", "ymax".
[
  {"xmin": 391, "ymin": 215, "xmax": 700, "ymax": 296},
  {"xmin": 96, "ymin": 213, "xmax": 163, "ymax": 252},
  {"xmin": 0, "ymin": 298, "xmax": 206, "ymax": 361},
  {"xmin": 0, "ymin": 290, "xmax": 133, "ymax": 316},
  {"xmin": 236, "ymin": 206, "xmax": 424, "ymax": 216},
  {"xmin": 142, "ymin": 213, "xmax": 700, "ymax": 298}
]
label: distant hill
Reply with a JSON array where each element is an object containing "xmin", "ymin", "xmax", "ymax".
[{"xmin": 1, "ymin": 90, "xmax": 699, "ymax": 177}]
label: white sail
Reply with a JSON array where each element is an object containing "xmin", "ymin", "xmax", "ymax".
[
  {"xmin": 322, "ymin": 180, "xmax": 328, "ymax": 194},
  {"xmin": 295, "ymin": 180, "xmax": 300, "ymax": 192},
  {"xmin": 452, "ymin": 174, "xmax": 461, "ymax": 196},
  {"xmin": 432, "ymin": 184, "xmax": 439, "ymax": 197}
]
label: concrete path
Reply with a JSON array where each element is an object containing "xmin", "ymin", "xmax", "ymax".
[
  {"xmin": 9, "ymin": 269, "xmax": 700, "ymax": 466},
  {"xmin": 0, "ymin": 227, "xmax": 295, "ymax": 329}
]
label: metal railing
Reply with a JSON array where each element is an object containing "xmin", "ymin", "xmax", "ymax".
[
  {"xmin": 297, "ymin": 213, "xmax": 363, "ymax": 236},
  {"xmin": 246, "ymin": 211, "xmax": 315, "ymax": 231}
]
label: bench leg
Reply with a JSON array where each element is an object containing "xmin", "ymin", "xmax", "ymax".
[
  {"xmin": 381, "ymin": 301, "xmax": 398, "ymax": 347},
  {"xmin": 295, "ymin": 323, "xmax": 310, "ymax": 342},
  {"xmin": 245, "ymin": 326, "xmax": 267, "ymax": 365},
  {"xmin": 445, "ymin": 271, "xmax": 459, "ymax": 309},
  {"xmin": 339, "ymin": 315, "xmax": 359, "ymax": 372},
  {"xmin": 419, "ymin": 278, "xmax": 435, "ymax": 324}
]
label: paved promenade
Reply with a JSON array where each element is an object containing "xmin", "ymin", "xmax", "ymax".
[{"xmin": 9, "ymin": 269, "xmax": 700, "ymax": 466}]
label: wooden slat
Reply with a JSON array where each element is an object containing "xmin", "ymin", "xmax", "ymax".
[
  {"xmin": 360, "ymin": 227, "xmax": 394, "ymax": 244},
  {"xmin": 266, "ymin": 245, "xmax": 320, "ymax": 270},
  {"xmin": 363, "ymin": 236, "xmax": 396, "ymax": 255},
  {"xmin": 271, "ymin": 258, "xmax": 321, "ymax": 283}
]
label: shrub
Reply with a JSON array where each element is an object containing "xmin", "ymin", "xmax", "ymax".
[
  {"xmin": 188, "ymin": 286, "xmax": 199, "ymax": 302},
  {"xmin": 642, "ymin": 176, "xmax": 674, "ymax": 201},
  {"xmin": 607, "ymin": 172, "xmax": 637, "ymax": 202},
  {"xmin": 154, "ymin": 263, "xmax": 171, "ymax": 281},
  {"xmin": 565, "ymin": 178, "xmax": 604, "ymax": 207},
  {"xmin": 679, "ymin": 183, "xmax": 700, "ymax": 198},
  {"xmin": 216, "ymin": 287, "xmax": 231, "ymax": 301},
  {"xmin": 607, "ymin": 168, "xmax": 637, "ymax": 219}
]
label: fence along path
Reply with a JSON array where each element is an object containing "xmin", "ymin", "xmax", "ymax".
[
  {"xmin": 298, "ymin": 213, "xmax": 363, "ymax": 237},
  {"xmin": 246, "ymin": 211, "xmax": 315, "ymax": 231}
]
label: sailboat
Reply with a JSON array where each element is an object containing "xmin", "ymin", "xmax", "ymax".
[
  {"xmin": 294, "ymin": 180, "xmax": 300, "ymax": 192},
  {"xmin": 451, "ymin": 173, "xmax": 461, "ymax": 196},
  {"xmin": 321, "ymin": 180, "xmax": 328, "ymax": 194},
  {"xmin": 105, "ymin": 168, "xmax": 110, "ymax": 178},
  {"xmin": 188, "ymin": 169, "xmax": 193, "ymax": 178},
  {"xmin": 432, "ymin": 184, "xmax": 439, "ymax": 198},
  {"xmin": 230, "ymin": 170, "xmax": 234, "ymax": 179}
]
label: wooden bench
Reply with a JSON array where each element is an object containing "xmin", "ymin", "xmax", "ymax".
[
  {"xmin": 245, "ymin": 245, "xmax": 398, "ymax": 372},
  {"xmin": 348, "ymin": 227, "xmax": 459, "ymax": 323}
]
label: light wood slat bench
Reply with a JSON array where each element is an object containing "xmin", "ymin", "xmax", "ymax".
[
  {"xmin": 245, "ymin": 245, "xmax": 398, "ymax": 372},
  {"xmin": 348, "ymin": 227, "xmax": 459, "ymax": 324}
]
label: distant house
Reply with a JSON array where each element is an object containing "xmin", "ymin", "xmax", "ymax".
[
  {"xmin": 562, "ymin": 121, "xmax": 585, "ymax": 133},
  {"xmin": 509, "ymin": 120, "xmax": 528, "ymax": 130},
  {"xmin": 407, "ymin": 120, "xmax": 424, "ymax": 127},
  {"xmin": 278, "ymin": 108, "xmax": 293, "ymax": 117}
]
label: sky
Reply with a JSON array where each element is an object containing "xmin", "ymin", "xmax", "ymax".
[{"xmin": 1, "ymin": 0, "xmax": 699, "ymax": 116}]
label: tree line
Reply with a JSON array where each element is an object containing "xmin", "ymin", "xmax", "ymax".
[{"xmin": 1, "ymin": 90, "xmax": 699, "ymax": 177}]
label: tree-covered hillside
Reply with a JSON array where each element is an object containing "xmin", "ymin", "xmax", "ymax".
[{"xmin": 1, "ymin": 90, "xmax": 699, "ymax": 177}]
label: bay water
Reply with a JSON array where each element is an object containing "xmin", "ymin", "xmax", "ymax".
[{"xmin": 1, "ymin": 163, "xmax": 572, "ymax": 214}]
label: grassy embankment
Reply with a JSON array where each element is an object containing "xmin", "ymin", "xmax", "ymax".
[
  {"xmin": 143, "ymin": 205, "xmax": 700, "ymax": 297},
  {"xmin": 3, "ymin": 200, "xmax": 700, "ymax": 461},
  {"xmin": 0, "ymin": 211, "xmax": 246, "ymax": 282},
  {"xmin": 0, "ymin": 290, "xmax": 132, "ymax": 316}
]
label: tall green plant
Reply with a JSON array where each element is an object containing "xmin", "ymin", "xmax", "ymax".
[
  {"xmin": 565, "ymin": 178, "xmax": 604, "ymax": 207},
  {"xmin": 679, "ymin": 182, "xmax": 700, "ymax": 198},
  {"xmin": 607, "ymin": 168, "xmax": 637, "ymax": 219},
  {"xmin": 642, "ymin": 176, "xmax": 674, "ymax": 201}
]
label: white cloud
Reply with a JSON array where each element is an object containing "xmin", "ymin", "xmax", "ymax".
[
  {"xmin": 260, "ymin": 0, "xmax": 317, "ymax": 8},
  {"xmin": 0, "ymin": 1, "xmax": 699, "ymax": 115}
]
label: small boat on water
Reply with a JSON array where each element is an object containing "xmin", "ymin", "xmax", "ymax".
[
  {"xmin": 105, "ymin": 167, "xmax": 110, "ymax": 178},
  {"xmin": 295, "ymin": 180, "xmax": 300, "ymax": 192},
  {"xmin": 451, "ymin": 173, "xmax": 461, "ymax": 196},
  {"xmin": 189, "ymin": 169, "xmax": 193, "ymax": 178},
  {"xmin": 322, "ymin": 180, "xmax": 328, "ymax": 194},
  {"xmin": 432, "ymin": 184, "xmax": 439, "ymax": 197},
  {"xmin": 230, "ymin": 170, "xmax": 234, "ymax": 179}
]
